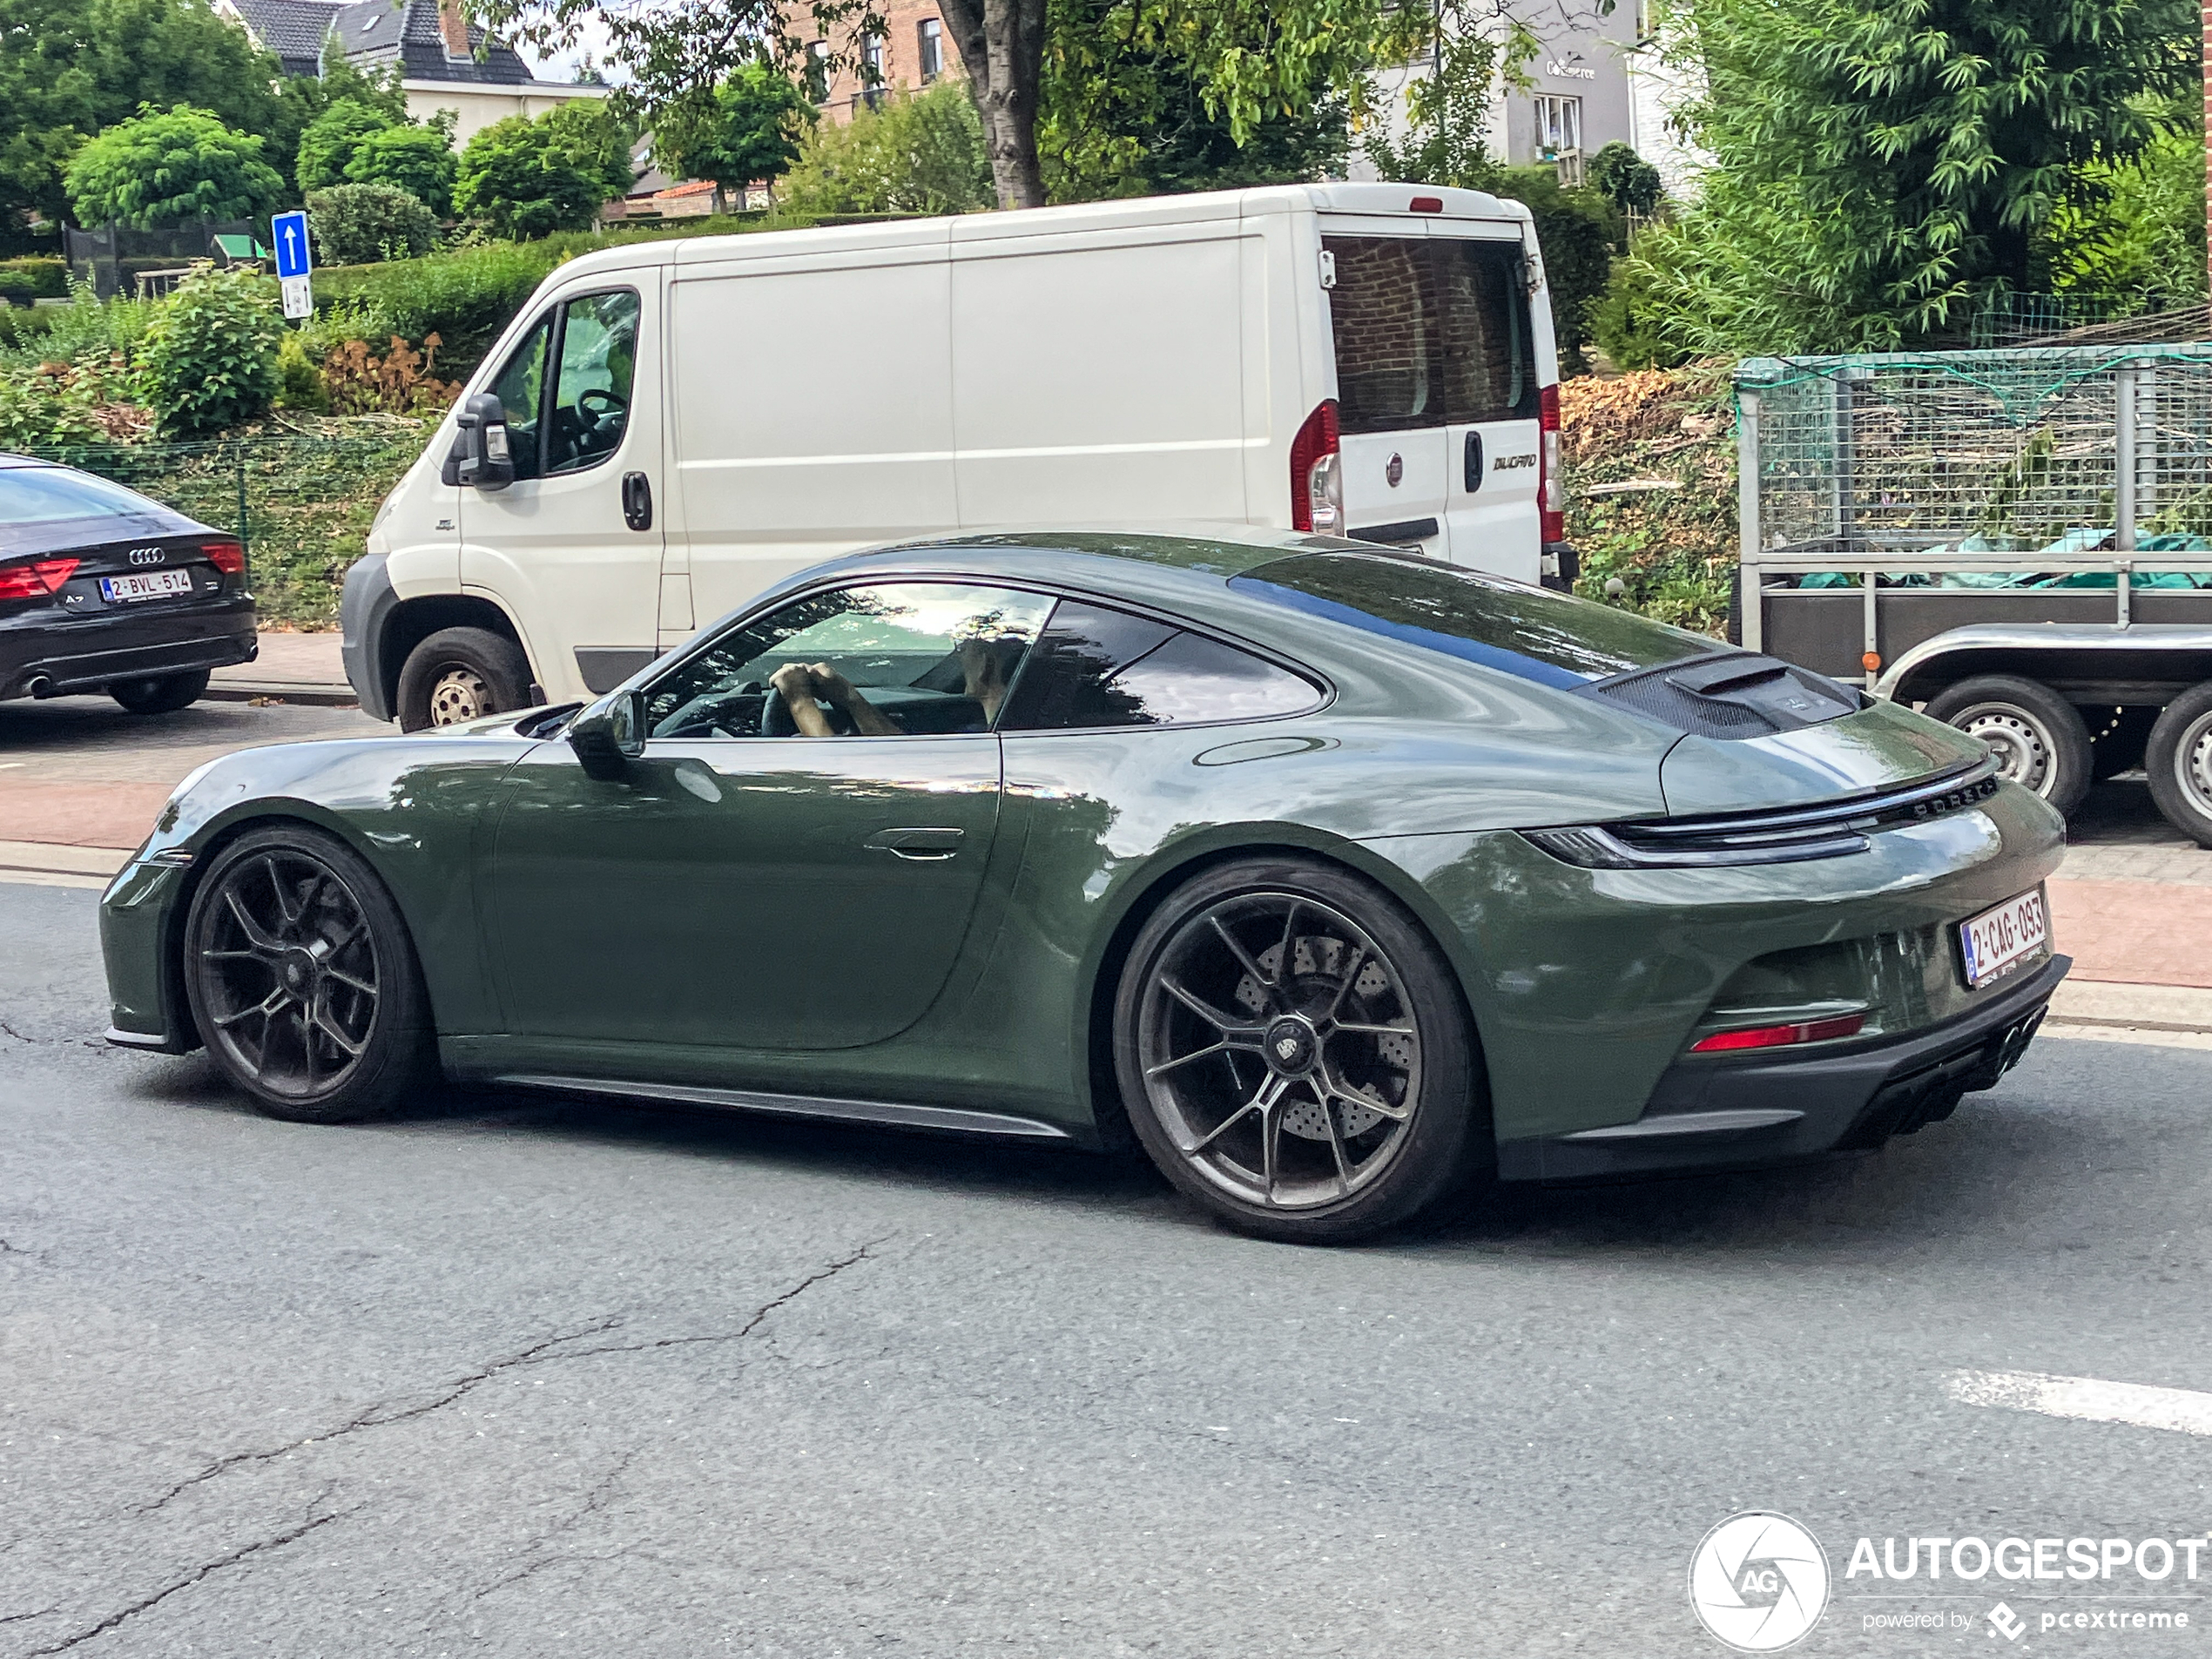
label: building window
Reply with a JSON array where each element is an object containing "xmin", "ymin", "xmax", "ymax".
[
  {"xmin": 917, "ymin": 17, "xmax": 943, "ymax": 81},
  {"xmin": 859, "ymin": 33, "xmax": 885, "ymax": 109},
  {"xmin": 805, "ymin": 39, "xmax": 830, "ymax": 103},
  {"xmin": 1533, "ymin": 94, "xmax": 1581, "ymax": 158}
]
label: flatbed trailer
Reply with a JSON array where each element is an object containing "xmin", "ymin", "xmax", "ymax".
[{"xmin": 1735, "ymin": 345, "xmax": 2212, "ymax": 845}]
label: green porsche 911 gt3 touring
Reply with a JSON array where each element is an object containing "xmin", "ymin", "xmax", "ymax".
[{"xmin": 100, "ymin": 529, "xmax": 2067, "ymax": 1243}]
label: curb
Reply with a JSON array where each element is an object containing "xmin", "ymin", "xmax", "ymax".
[{"xmin": 203, "ymin": 680, "xmax": 360, "ymax": 707}]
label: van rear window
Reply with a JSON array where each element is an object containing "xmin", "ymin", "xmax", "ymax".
[{"xmin": 1324, "ymin": 237, "xmax": 1537, "ymax": 435}]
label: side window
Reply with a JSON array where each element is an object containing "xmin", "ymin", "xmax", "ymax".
[
  {"xmin": 644, "ymin": 582, "xmax": 1055, "ymax": 739},
  {"xmin": 486, "ymin": 314, "xmax": 551, "ymax": 482},
  {"xmin": 548, "ymin": 289, "xmax": 639, "ymax": 475},
  {"xmin": 999, "ymin": 600, "xmax": 1321, "ymax": 731}
]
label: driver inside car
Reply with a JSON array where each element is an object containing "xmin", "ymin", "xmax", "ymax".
[{"xmin": 768, "ymin": 637, "xmax": 1020, "ymax": 738}]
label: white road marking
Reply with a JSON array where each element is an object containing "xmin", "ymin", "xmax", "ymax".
[{"xmin": 1946, "ymin": 1369, "xmax": 2212, "ymax": 1437}]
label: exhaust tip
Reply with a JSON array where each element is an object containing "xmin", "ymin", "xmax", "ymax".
[{"xmin": 26, "ymin": 675, "xmax": 54, "ymax": 698}]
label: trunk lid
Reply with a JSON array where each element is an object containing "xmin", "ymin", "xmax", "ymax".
[{"xmin": 1659, "ymin": 698, "xmax": 1988, "ymax": 816}]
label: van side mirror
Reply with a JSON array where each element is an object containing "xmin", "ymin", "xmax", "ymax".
[
  {"xmin": 443, "ymin": 391, "xmax": 516, "ymax": 491},
  {"xmin": 568, "ymin": 689, "xmax": 646, "ymax": 779}
]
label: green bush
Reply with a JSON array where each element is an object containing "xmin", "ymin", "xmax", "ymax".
[
  {"xmin": 0, "ymin": 257, "xmax": 67, "ymax": 300},
  {"xmin": 64, "ymin": 106, "xmax": 286, "ymax": 229},
  {"xmin": 1492, "ymin": 166, "xmax": 1622, "ymax": 375},
  {"xmin": 346, "ymin": 125, "xmax": 459, "ymax": 218},
  {"xmin": 0, "ymin": 283, "xmax": 156, "ymax": 370},
  {"xmin": 784, "ymin": 83, "xmax": 992, "ymax": 216},
  {"xmin": 296, "ymin": 100, "xmax": 395, "ymax": 195},
  {"xmin": 455, "ymin": 112, "xmax": 608, "ymax": 240},
  {"xmin": 135, "ymin": 266, "xmax": 282, "ymax": 435},
  {"xmin": 308, "ymin": 183, "xmax": 442, "ymax": 266},
  {"xmin": 273, "ymin": 331, "xmax": 329, "ymax": 412},
  {"xmin": 0, "ymin": 360, "xmax": 110, "ymax": 448},
  {"xmin": 1591, "ymin": 239, "xmax": 1689, "ymax": 370},
  {"xmin": 0, "ymin": 273, "xmax": 36, "ymax": 306}
]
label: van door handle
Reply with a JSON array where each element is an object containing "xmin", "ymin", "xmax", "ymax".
[
  {"xmin": 621, "ymin": 471, "xmax": 652, "ymax": 531},
  {"xmin": 865, "ymin": 826, "xmax": 965, "ymax": 860},
  {"xmin": 1463, "ymin": 431, "xmax": 1484, "ymax": 493}
]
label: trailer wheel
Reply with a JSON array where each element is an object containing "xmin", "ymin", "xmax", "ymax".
[
  {"xmin": 2146, "ymin": 683, "xmax": 2212, "ymax": 849},
  {"xmin": 1923, "ymin": 676, "xmax": 2093, "ymax": 816}
]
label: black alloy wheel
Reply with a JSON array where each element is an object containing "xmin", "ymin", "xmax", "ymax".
[
  {"xmin": 182, "ymin": 826, "xmax": 433, "ymax": 1122},
  {"xmin": 1115, "ymin": 858, "xmax": 1484, "ymax": 1244}
]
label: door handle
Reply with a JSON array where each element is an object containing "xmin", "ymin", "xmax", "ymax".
[
  {"xmin": 621, "ymin": 471, "xmax": 653, "ymax": 531},
  {"xmin": 865, "ymin": 826, "xmax": 965, "ymax": 860},
  {"xmin": 1463, "ymin": 431, "xmax": 1485, "ymax": 493}
]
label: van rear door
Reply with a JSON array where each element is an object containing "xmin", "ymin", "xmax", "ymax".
[{"xmin": 1320, "ymin": 226, "xmax": 1541, "ymax": 582}]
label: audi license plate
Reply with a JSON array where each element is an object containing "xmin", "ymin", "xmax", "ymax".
[
  {"xmin": 99, "ymin": 570, "xmax": 193, "ymax": 603},
  {"xmin": 1959, "ymin": 889, "xmax": 2049, "ymax": 989}
]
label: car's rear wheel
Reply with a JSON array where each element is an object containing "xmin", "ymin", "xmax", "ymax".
[
  {"xmin": 1113, "ymin": 858, "xmax": 1485, "ymax": 1244},
  {"xmin": 109, "ymin": 670, "xmax": 209, "ymax": 715},
  {"xmin": 2146, "ymin": 682, "xmax": 2212, "ymax": 848},
  {"xmin": 182, "ymin": 826, "xmax": 434, "ymax": 1123},
  {"xmin": 395, "ymin": 626, "xmax": 530, "ymax": 732},
  {"xmin": 1923, "ymin": 675, "xmax": 2093, "ymax": 815}
]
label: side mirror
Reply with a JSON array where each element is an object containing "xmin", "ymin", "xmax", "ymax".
[
  {"xmin": 443, "ymin": 391, "xmax": 516, "ymax": 491},
  {"xmin": 568, "ymin": 689, "xmax": 646, "ymax": 779}
]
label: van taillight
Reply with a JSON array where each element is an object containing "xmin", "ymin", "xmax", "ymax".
[
  {"xmin": 1538, "ymin": 383, "xmax": 1564, "ymax": 543},
  {"xmin": 1409, "ymin": 195, "xmax": 1444, "ymax": 214},
  {"xmin": 1290, "ymin": 400, "xmax": 1341, "ymax": 534},
  {"xmin": 201, "ymin": 539, "xmax": 245, "ymax": 575}
]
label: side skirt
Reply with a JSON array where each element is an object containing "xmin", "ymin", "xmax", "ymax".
[{"xmin": 495, "ymin": 1073, "xmax": 1076, "ymax": 1142}]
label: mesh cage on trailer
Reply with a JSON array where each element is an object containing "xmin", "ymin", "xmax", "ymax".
[{"xmin": 1736, "ymin": 343, "xmax": 2212, "ymax": 563}]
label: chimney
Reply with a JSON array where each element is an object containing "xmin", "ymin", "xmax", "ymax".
[{"xmin": 438, "ymin": 0, "xmax": 471, "ymax": 60}]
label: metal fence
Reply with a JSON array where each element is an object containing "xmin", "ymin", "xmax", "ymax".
[
  {"xmin": 22, "ymin": 431, "xmax": 426, "ymax": 628},
  {"xmin": 1735, "ymin": 343, "xmax": 2212, "ymax": 563}
]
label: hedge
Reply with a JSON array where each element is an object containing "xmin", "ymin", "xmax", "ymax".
[{"xmin": 0, "ymin": 257, "xmax": 67, "ymax": 301}]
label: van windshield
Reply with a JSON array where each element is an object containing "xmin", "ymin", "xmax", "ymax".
[{"xmin": 1325, "ymin": 236, "xmax": 1537, "ymax": 434}]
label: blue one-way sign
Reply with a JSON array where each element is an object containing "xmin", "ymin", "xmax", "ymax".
[{"xmin": 273, "ymin": 210, "xmax": 311, "ymax": 280}]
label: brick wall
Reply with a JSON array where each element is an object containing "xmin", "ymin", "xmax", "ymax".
[{"xmin": 787, "ymin": 1, "xmax": 961, "ymax": 124}]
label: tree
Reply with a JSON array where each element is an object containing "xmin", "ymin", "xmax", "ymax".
[
  {"xmin": 64, "ymin": 105, "xmax": 286, "ymax": 228},
  {"xmin": 295, "ymin": 99, "xmax": 396, "ymax": 196},
  {"xmin": 454, "ymin": 111, "xmax": 604, "ymax": 238},
  {"xmin": 0, "ymin": 0, "xmax": 287, "ymax": 239},
  {"xmin": 539, "ymin": 99, "xmax": 636, "ymax": 201},
  {"xmin": 658, "ymin": 61, "xmax": 812, "ymax": 209},
  {"xmin": 1587, "ymin": 141, "xmax": 1661, "ymax": 218},
  {"xmin": 1649, "ymin": 0, "xmax": 2197, "ymax": 353},
  {"xmin": 307, "ymin": 180, "xmax": 442, "ymax": 265},
  {"xmin": 266, "ymin": 57, "xmax": 409, "ymax": 195},
  {"xmin": 347, "ymin": 123, "xmax": 460, "ymax": 217},
  {"xmin": 782, "ymin": 80, "xmax": 992, "ymax": 214}
]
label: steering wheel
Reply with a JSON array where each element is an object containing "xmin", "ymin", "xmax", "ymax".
[
  {"xmin": 761, "ymin": 684, "xmax": 856, "ymax": 738},
  {"xmin": 577, "ymin": 387, "xmax": 627, "ymax": 419}
]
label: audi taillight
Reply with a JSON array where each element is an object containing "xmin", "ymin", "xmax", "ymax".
[
  {"xmin": 1538, "ymin": 382, "xmax": 1564, "ymax": 543},
  {"xmin": 0, "ymin": 557, "xmax": 78, "ymax": 601},
  {"xmin": 201, "ymin": 539, "xmax": 245, "ymax": 575},
  {"xmin": 1689, "ymin": 1013, "xmax": 1866, "ymax": 1054},
  {"xmin": 1290, "ymin": 399, "xmax": 1341, "ymax": 534}
]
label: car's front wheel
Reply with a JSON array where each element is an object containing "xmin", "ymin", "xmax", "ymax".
[
  {"xmin": 1113, "ymin": 857, "xmax": 1485, "ymax": 1244},
  {"xmin": 395, "ymin": 626, "xmax": 531, "ymax": 732},
  {"xmin": 109, "ymin": 670, "xmax": 209, "ymax": 714},
  {"xmin": 181, "ymin": 825, "xmax": 434, "ymax": 1123}
]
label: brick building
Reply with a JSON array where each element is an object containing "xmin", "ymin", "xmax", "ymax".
[{"xmin": 790, "ymin": 2, "xmax": 961, "ymax": 122}]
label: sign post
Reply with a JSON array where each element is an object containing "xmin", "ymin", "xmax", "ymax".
[{"xmin": 273, "ymin": 209, "xmax": 313, "ymax": 320}]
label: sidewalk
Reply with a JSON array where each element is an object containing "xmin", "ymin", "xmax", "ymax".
[{"xmin": 207, "ymin": 630, "xmax": 354, "ymax": 705}]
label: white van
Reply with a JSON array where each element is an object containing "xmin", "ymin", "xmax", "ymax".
[{"xmin": 342, "ymin": 182, "xmax": 1572, "ymax": 728}]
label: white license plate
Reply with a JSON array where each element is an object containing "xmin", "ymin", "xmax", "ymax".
[
  {"xmin": 1959, "ymin": 889, "xmax": 2049, "ymax": 989},
  {"xmin": 99, "ymin": 570, "xmax": 194, "ymax": 603}
]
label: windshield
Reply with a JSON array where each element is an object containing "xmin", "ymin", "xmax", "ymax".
[
  {"xmin": 0, "ymin": 466, "xmax": 168, "ymax": 526},
  {"xmin": 1231, "ymin": 551, "xmax": 1726, "ymax": 687}
]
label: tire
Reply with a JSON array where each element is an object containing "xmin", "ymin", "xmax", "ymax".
[
  {"xmin": 394, "ymin": 626, "xmax": 530, "ymax": 732},
  {"xmin": 1111, "ymin": 857, "xmax": 1485, "ymax": 1244},
  {"xmin": 181, "ymin": 824, "xmax": 435, "ymax": 1123},
  {"xmin": 1923, "ymin": 675, "xmax": 2093, "ymax": 816},
  {"xmin": 2146, "ymin": 682, "xmax": 2212, "ymax": 849},
  {"xmin": 109, "ymin": 669, "xmax": 209, "ymax": 715}
]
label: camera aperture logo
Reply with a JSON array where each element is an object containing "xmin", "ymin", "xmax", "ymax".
[{"xmin": 1690, "ymin": 1512, "xmax": 1832, "ymax": 1652}]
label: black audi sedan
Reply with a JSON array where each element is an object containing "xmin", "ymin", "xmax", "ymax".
[{"xmin": 0, "ymin": 455, "xmax": 256, "ymax": 713}]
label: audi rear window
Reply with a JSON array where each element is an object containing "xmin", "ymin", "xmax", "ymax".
[
  {"xmin": 1231, "ymin": 551, "xmax": 1726, "ymax": 686},
  {"xmin": 0, "ymin": 467, "xmax": 168, "ymax": 526}
]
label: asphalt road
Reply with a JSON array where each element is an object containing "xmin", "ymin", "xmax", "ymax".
[{"xmin": 3, "ymin": 880, "xmax": 2211, "ymax": 1657}]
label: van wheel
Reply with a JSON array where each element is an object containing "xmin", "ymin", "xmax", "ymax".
[
  {"xmin": 2146, "ymin": 683, "xmax": 2212, "ymax": 849},
  {"xmin": 110, "ymin": 670, "xmax": 209, "ymax": 714},
  {"xmin": 395, "ymin": 627, "xmax": 530, "ymax": 732},
  {"xmin": 1924, "ymin": 676, "xmax": 2092, "ymax": 816}
]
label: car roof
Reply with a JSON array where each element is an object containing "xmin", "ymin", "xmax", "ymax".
[
  {"xmin": 0, "ymin": 452, "xmax": 61, "ymax": 470},
  {"xmin": 821, "ymin": 525, "xmax": 1352, "ymax": 587}
]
